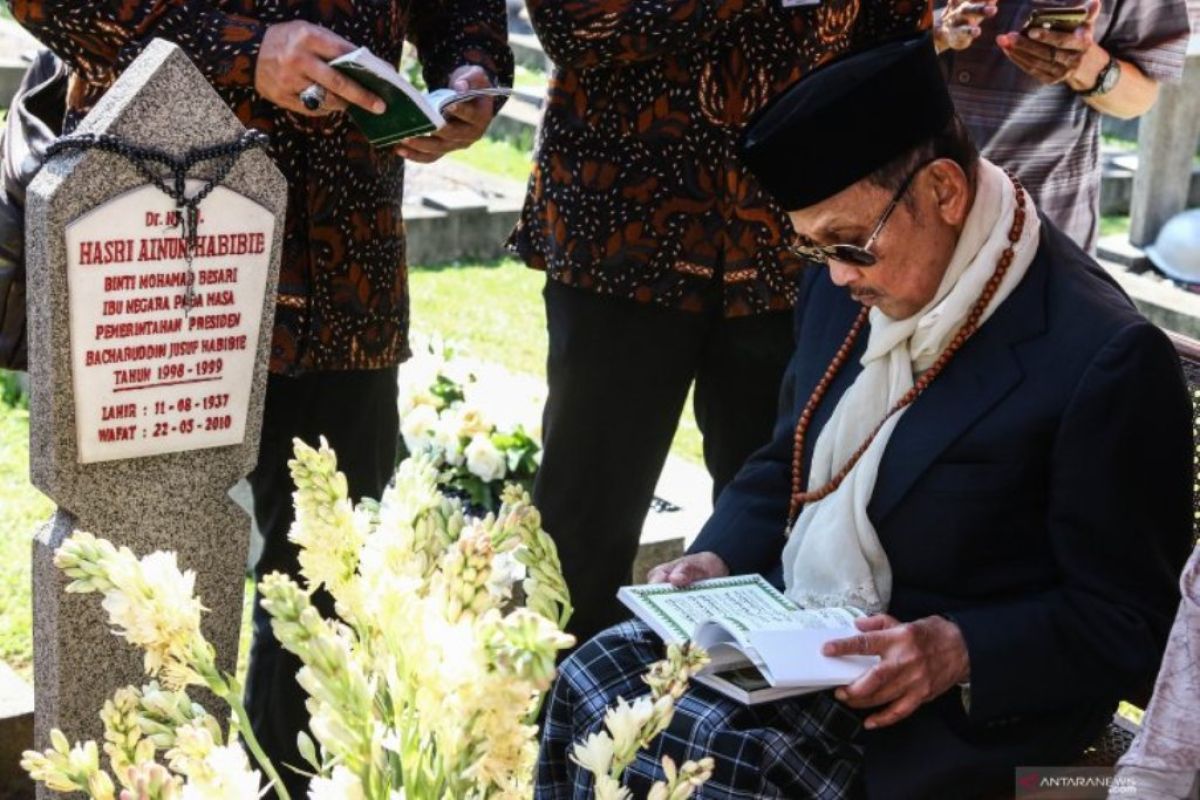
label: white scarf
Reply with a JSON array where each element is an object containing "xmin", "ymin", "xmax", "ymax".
[{"xmin": 781, "ymin": 159, "xmax": 1041, "ymax": 613}]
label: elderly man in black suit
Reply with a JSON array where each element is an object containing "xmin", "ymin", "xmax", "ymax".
[{"xmin": 535, "ymin": 34, "xmax": 1193, "ymax": 800}]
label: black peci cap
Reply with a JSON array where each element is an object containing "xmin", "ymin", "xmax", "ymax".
[{"xmin": 738, "ymin": 34, "xmax": 954, "ymax": 211}]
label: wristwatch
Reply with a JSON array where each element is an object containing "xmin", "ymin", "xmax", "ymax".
[{"xmin": 1079, "ymin": 53, "xmax": 1121, "ymax": 98}]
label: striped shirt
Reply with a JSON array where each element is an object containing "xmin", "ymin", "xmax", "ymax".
[{"xmin": 940, "ymin": 0, "xmax": 1192, "ymax": 252}]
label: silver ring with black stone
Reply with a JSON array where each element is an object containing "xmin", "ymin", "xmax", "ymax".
[{"xmin": 300, "ymin": 84, "xmax": 327, "ymax": 112}]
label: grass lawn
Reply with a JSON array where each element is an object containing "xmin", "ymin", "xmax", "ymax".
[
  {"xmin": 1104, "ymin": 134, "xmax": 1200, "ymax": 166},
  {"xmin": 410, "ymin": 259, "xmax": 547, "ymax": 375},
  {"xmin": 409, "ymin": 258, "xmax": 705, "ymax": 464},
  {"xmin": 0, "ymin": 388, "xmax": 53, "ymax": 682},
  {"xmin": 1102, "ymin": 134, "xmax": 1138, "ymax": 153},
  {"xmin": 1100, "ymin": 214, "xmax": 1131, "ymax": 239},
  {"xmin": 447, "ymin": 136, "xmax": 534, "ymax": 184},
  {"xmin": 513, "ymin": 64, "xmax": 547, "ymax": 90}
]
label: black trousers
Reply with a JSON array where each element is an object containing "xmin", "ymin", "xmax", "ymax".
[
  {"xmin": 243, "ymin": 368, "xmax": 398, "ymax": 800},
  {"xmin": 535, "ymin": 280, "xmax": 795, "ymax": 646}
]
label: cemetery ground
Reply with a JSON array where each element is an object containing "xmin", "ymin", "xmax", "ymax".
[{"xmin": 0, "ymin": 256, "xmax": 707, "ymax": 686}]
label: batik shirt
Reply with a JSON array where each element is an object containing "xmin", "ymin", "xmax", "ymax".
[
  {"xmin": 507, "ymin": 0, "xmax": 931, "ymax": 317},
  {"xmin": 11, "ymin": 0, "xmax": 513, "ymax": 373}
]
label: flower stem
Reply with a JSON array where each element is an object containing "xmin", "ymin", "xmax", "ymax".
[{"xmin": 225, "ymin": 682, "xmax": 291, "ymax": 800}]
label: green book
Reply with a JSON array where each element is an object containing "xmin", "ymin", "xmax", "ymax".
[{"xmin": 330, "ymin": 47, "xmax": 512, "ymax": 148}]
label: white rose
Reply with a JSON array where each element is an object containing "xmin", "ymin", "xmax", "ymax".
[
  {"xmin": 464, "ymin": 434, "xmax": 506, "ymax": 482},
  {"xmin": 433, "ymin": 411, "xmax": 466, "ymax": 466},
  {"xmin": 456, "ymin": 403, "xmax": 492, "ymax": 437},
  {"xmin": 401, "ymin": 403, "xmax": 439, "ymax": 456},
  {"xmin": 396, "ymin": 342, "xmax": 446, "ymax": 415},
  {"xmin": 397, "ymin": 387, "xmax": 441, "ymax": 417}
]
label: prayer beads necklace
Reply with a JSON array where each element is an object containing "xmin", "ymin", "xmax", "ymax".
[
  {"xmin": 45, "ymin": 130, "xmax": 269, "ymax": 312},
  {"xmin": 785, "ymin": 171, "xmax": 1027, "ymax": 533}
]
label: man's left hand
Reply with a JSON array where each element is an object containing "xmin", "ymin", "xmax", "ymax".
[
  {"xmin": 394, "ymin": 65, "xmax": 497, "ymax": 163},
  {"xmin": 996, "ymin": 0, "xmax": 1101, "ymax": 87},
  {"xmin": 823, "ymin": 614, "xmax": 970, "ymax": 730}
]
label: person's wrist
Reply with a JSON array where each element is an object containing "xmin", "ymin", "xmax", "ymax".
[
  {"xmin": 933, "ymin": 26, "xmax": 956, "ymax": 55},
  {"xmin": 699, "ymin": 552, "xmax": 731, "ymax": 577},
  {"xmin": 932, "ymin": 7, "xmax": 947, "ymax": 52},
  {"xmin": 1066, "ymin": 43, "xmax": 1109, "ymax": 92},
  {"xmin": 934, "ymin": 614, "xmax": 971, "ymax": 684}
]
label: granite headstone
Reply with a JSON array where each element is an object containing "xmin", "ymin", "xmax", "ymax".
[{"xmin": 25, "ymin": 39, "xmax": 286, "ymax": 766}]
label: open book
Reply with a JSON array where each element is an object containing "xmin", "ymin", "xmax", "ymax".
[
  {"xmin": 618, "ymin": 575, "xmax": 877, "ymax": 705},
  {"xmin": 330, "ymin": 47, "xmax": 513, "ymax": 147}
]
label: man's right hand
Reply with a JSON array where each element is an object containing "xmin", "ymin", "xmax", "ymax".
[
  {"xmin": 935, "ymin": 0, "xmax": 999, "ymax": 53},
  {"xmin": 254, "ymin": 21, "xmax": 386, "ymax": 116},
  {"xmin": 646, "ymin": 552, "xmax": 730, "ymax": 588}
]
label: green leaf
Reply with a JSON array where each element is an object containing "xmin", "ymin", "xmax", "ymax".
[
  {"xmin": 430, "ymin": 373, "xmax": 466, "ymax": 407},
  {"xmin": 452, "ymin": 474, "xmax": 498, "ymax": 511}
]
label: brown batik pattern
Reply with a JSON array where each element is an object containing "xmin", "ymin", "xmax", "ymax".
[
  {"xmin": 508, "ymin": 0, "xmax": 929, "ymax": 317},
  {"xmin": 12, "ymin": 0, "xmax": 513, "ymax": 373}
]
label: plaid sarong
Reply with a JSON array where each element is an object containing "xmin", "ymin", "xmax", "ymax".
[{"xmin": 536, "ymin": 621, "xmax": 865, "ymax": 799}]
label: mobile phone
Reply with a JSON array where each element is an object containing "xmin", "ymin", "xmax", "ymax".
[{"xmin": 1021, "ymin": 4, "xmax": 1089, "ymax": 33}]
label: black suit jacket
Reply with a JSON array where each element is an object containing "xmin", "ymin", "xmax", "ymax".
[{"xmin": 689, "ymin": 222, "xmax": 1194, "ymax": 798}]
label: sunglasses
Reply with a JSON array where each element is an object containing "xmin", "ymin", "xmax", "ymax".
[{"xmin": 789, "ymin": 161, "xmax": 930, "ymax": 267}]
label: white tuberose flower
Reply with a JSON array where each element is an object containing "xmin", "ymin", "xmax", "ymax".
[
  {"xmin": 604, "ymin": 695, "xmax": 656, "ymax": 760},
  {"xmin": 178, "ymin": 743, "xmax": 262, "ymax": 800},
  {"xmin": 96, "ymin": 550, "xmax": 205, "ymax": 687},
  {"xmin": 569, "ymin": 731, "xmax": 615, "ymax": 776},
  {"xmin": 308, "ymin": 765, "xmax": 364, "ymax": 800},
  {"xmin": 594, "ymin": 773, "xmax": 632, "ymax": 800},
  {"xmin": 465, "ymin": 435, "xmax": 506, "ymax": 482},
  {"xmin": 486, "ymin": 549, "xmax": 527, "ymax": 601}
]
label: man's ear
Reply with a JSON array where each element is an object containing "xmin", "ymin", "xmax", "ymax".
[{"xmin": 925, "ymin": 158, "xmax": 972, "ymax": 228}]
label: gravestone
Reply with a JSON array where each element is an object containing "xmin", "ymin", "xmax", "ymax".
[
  {"xmin": 25, "ymin": 38, "xmax": 286, "ymax": 764},
  {"xmin": 1130, "ymin": 38, "xmax": 1200, "ymax": 247}
]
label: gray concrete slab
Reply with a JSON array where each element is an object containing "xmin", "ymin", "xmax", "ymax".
[
  {"xmin": 1101, "ymin": 258, "xmax": 1200, "ymax": 339},
  {"xmin": 403, "ymin": 160, "xmax": 526, "ymax": 264}
]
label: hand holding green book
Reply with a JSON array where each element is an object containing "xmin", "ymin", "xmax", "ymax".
[
  {"xmin": 618, "ymin": 575, "xmax": 877, "ymax": 704},
  {"xmin": 330, "ymin": 47, "xmax": 512, "ymax": 147}
]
